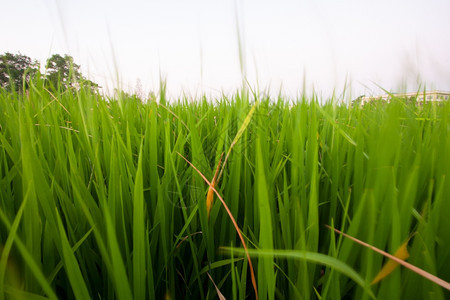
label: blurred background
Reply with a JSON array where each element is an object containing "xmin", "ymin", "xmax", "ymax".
[{"xmin": 1, "ymin": 0, "xmax": 449, "ymax": 100}]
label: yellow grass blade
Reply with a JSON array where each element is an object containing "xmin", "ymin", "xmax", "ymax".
[
  {"xmin": 207, "ymin": 153, "xmax": 223, "ymax": 219},
  {"xmin": 178, "ymin": 152, "xmax": 259, "ymax": 300},
  {"xmin": 371, "ymin": 240, "xmax": 410, "ymax": 285},
  {"xmin": 326, "ymin": 225, "xmax": 450, "ymax": 291},
  {"xmin": 217, "ymin": 101, "xmax": 258, "ymax": 182},
  {"xmin": 206, "ymin": 187, "xmax": 214, "ymax": 219}
]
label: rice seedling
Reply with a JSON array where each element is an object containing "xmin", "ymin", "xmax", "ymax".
[{"xmin": 0, "ymin": 77, "xmax": 449, "ymax": 299}]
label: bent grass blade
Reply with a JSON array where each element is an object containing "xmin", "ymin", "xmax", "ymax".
[
  {"xmin": 220, "ymin": 246, "xmax": 375, "ymax": 299},
  {"xmin": 207, "ymin": 272, "xmax": 226, "ymax": 300},
  {"xmin": 177, "ymin": 152, "xmax": 258, "ymax": 300},
  {"xmin": 207, "ymin": 153, "xmax": 223, "ymax": 219},
  {"xmin": 327, "ymin": 225, "xmax": 450, "ymax": 291}
]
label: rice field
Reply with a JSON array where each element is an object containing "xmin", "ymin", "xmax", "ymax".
[{"xmin": 0, "ymin": 81, "xmax": 449, "ymax": 299}]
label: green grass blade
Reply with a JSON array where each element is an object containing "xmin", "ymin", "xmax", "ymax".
[
  {"xmin": 133, "ymin": 142, "xmax": 147, "ymax": 299},
  {"xmin": 0, "ymin": 185, "xmax": 30, "ymax": 300},
  {"xmin": 55, "ymin": 209, "xmax": 91, "ymax": 299},
  {"xmin": 222, "ymin": 247, "xmax": 375, "ymax": 299}
]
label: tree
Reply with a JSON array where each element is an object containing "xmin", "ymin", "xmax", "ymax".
[
  {"xmin": 81, "ymin": 78, "xmax": 100, "ymax": 93},
  {"xmin": 45, "ymin": 54, "xmax": 100, "ymax": 93},
  {"xmin": 45, "ymin": 54, "xmax": 83, "ymax": 90},
  {"xmin": 0, "ymin": 52, "xmax": 39, "ymax": 91},
  {"xmin": 0, "ymin": 52, "xmax": 100, "ymax": 94}
]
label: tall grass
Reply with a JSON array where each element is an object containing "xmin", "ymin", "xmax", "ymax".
[{"xmin": 0, "ymin": 79, "xmax": 449, "ymax": 299}]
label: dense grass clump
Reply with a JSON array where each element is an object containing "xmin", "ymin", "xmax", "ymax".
[{"xmin": 0, "ymin": 81, "xmax": 449, "ymax": 299}]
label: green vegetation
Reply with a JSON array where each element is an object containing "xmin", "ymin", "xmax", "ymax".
[
  {"xmin": 0, "ymin": 53, "xmax": 39, "ymax": 92},
  {"xmin": 0, "ymin": 78, "xmax": 449, "ymax": 299},
  {"xmin": 0, "ymin": 52, "xmax": 98, "ymax": 93}
]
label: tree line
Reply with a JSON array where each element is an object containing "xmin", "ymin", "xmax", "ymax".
[{"xmin": 0, "ymin": 52, "xmax": 99, "ymax": 93}]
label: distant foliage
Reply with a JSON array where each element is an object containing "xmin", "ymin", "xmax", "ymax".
[
  {"xmin": 0, "ymin": 52, "xmax": 99, "ymax": 93},
  {"xmin": 0, "ymin": 52, "xmax": 39, "ymax": 92},
  {"xmin": 44, "ymin": 54, "xmax": 98, "ymax": 92},
  {"xmin": 45, "ymin": 54, "xmax": 83, "ymax": 90}
]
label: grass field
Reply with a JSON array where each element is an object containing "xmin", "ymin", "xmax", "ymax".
[{"xmin": 0, "ymin": 80, "xmax": 449, "ymax": 299}]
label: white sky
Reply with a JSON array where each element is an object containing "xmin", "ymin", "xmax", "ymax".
[{"xmin": 1, "ymin": 0, "xmax": 450, "ymax": 100}]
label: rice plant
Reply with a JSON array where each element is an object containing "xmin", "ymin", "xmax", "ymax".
[{"xmin": 0, "ymin": 78, "xmax": 449, "ymax": 299}]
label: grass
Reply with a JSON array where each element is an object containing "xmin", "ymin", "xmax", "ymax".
[{"xmin": 0, "ymin": 79, "xmax": 449, "ymax": 299}]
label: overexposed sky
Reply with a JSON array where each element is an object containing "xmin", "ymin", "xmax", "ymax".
[{"xmin": 1, "ymin": 0, "xmax": 450, "ymax": 100}]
